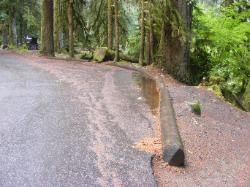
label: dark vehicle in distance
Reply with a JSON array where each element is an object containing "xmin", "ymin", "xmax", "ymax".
[{"xmin": 26, "ymin": 36, "xmax": 38, "ymax": 50}]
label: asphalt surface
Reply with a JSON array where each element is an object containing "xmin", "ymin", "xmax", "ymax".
[{"xmin": 0, "ymin": 52, "xmax": 157, "ymax": 187}]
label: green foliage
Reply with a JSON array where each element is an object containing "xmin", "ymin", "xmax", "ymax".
[
  {"xmin": 125, "ymin": 30, "xmax": 141, "ymax": 58},
  {"xmin": 190, "ymin": 5, "xmax": 211, "ymax": 85},
  {"xmin": 190, "ymin": 1, "xmax": 250, "ymax": 106},
  {"xmin": 242, "ymin": 81, "xmax": 250, "ymax": 111},
  {"xmin": 17, "ymin": 45, "xmax": 29, "ymax": 54},
  {"xmin": 189, "ymin": 101, "xmax": 202, "ymax": 115},
  {"xmin": 80, "ymin": 0, "xmax": 129, "ymax": 49},
  {"xmin": 207, "ymin": 84, "xmax": 224, "ymax": 97},
  {"xmin": 81, "ymin": 51, "xmax": 93, "ymax": 61},
  {"xmin": 22, "ymin": 2, "xmax": 41, "ymax": 36}
]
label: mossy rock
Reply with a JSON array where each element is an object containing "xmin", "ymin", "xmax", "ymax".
[
  {"xmin": 242, "ymin": 81, "xmax": 250, "ymax": 112},
  {"xmin": 93, "ymin": 47, "xmax": 113, "ymax": 63}
]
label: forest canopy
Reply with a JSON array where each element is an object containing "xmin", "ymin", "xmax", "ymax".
[{"xmin": 0, "ymin": 0, "xmax": 249, "ymax": 110}]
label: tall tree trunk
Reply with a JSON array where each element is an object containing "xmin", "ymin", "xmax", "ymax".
[
  {"xmin": 107, "ymin": 0, "xmax": 113, "ymax": 50},
  {"xmin": 8, "ymin": 14, "xmax": 17, "ymax": 46},
  {"xmin": 114, "ymin": 0, "xmax": 119, "ymax": 62},
  {"xmin": 2, "ymin": 25, "xmax": 8, "ymax": 47},
  {"xmin": 54, "ymin": 0, "xmax": 60, "ymax": 52},
  {"xmin": 146, "ymin": 31, "xmax": 151, "ymax": 65},
  {"xmin": 146, "ymin": 5, "xmax": 153, "ymax": 65},
  {"xmin": 41, "ymin": 0, "xmax": 54, "ymax": 56},
  {"xmin": 163, "ymin": 0, "xmax": 192, "ymax": 78},
  {"xmin": 158, "ymin": 21, "xmax": 166, "ymax": 67},
  {"xmin": 54, "ymin": 0, "xmax": 64, "ymax": 51},
  {"xmin": 59, "ymin": 32, "xmax": 64, "ymax": 49},
  {"xmin": 67, "ymin": 0, "xmax": 74, "ymax": 58},
  {"xmin": 8, "ymin": 8, "xmax": 15, "ymax": 46},
  {"xmin": 19, "ymin": 15, "xmax": 24, "ymax": 45},
  {"xmin": 12, "ymin": 16, "xmax": 17, "ymax": 45},
  {"xmin": 139, "ymin": 0, "xmax": 145, "ymax": 65},
  {"xmin": 149, "ymin": 17, "xmax": 153, "ymax": 64},
  {"xmin": 18, "ymin": 0, "xmax": 24, "ymax": 45}
]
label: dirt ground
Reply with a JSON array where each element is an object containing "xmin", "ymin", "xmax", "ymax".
[{"xmin": 145, "ymin": 67, "xmax": 250, "ymax": 187}]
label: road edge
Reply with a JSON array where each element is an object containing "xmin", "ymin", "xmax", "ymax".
[
  {"xmin": 2, "ymin": 50, "xmax": 185, "ymax": 166},
  {"xmin": 106, "ymin": 62, "xmax": 185, "ymax": 167}
]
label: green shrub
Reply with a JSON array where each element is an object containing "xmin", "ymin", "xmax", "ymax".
[
  {"xmin": 125, "ymin": 30, "xmax": 141, "ymax": 58},
  {"xmin": 189, "ymin": 101, "xmax": 202, "ymax": 116},
  {"xmin": 190, "ymin": 1, "xmax": 250, "ymax": 109}
]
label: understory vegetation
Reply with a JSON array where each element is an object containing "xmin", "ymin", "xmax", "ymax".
[
  {"xmin": 0, "ymin": 0, "xmax": 249, "ymax": 111},
  {"xmin": 190, "ymin": 0, "xmax": 250, "ymax": 110}
]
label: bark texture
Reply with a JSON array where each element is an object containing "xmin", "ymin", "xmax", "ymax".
[
  {"xmin": 164, "ymin": 0, "xmax": 192, "ymax": 80},
  {"xmin": 41, "ymin": 0, "xmax": 54, "ymax": 56},
  {"xmin": 139, "ymin": 0, "xmax": 145, "ymax": 65},
  {"xmin": 114, "ymin": 0, "xmax": 119, "ymax": 62},
  {"xmin": 146, "ymin": 5, "xmax": 153, "ymax": 65},
  {"xmin": 107, "ymin": 0, "xmax": 113, "ymax": 49},
  {"xmin": 54, "ymin": 0, "xmax": 60, "ymax": 52},
  {"xmin": 8, "ymin": 7, "xmax": 15, "ymax": 46},
  {"xmin": 12, "ymin": 17, "xmax": 17, "ymax": 45},
  {"xmin": 2, "ymin": 27, "xmax": 8, "ymax": 47},
  {"xmin": 67, "ymin": 0, "xmax": 74, "ymax": 57}
]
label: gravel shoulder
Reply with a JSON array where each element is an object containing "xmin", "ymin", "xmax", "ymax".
[{"xmin": 147, "ymin": 67, "xmax": 250, "ymax": 187}]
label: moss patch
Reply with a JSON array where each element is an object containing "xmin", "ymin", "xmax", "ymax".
[
  {"xmin": 207, "ymin": 84, "xmax": 223, "ymax": 98},
  {"xmin": 93, "ymin": 47, "xmax": 113, "ymax": 63}
]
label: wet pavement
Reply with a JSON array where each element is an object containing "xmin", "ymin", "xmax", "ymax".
[
  {"xmin": 132, "ymin": 73, "xmax": 159, "ymax": 116},
  {"xmin": 0, "ymin": 52, "xmax": 158, "ymax": 187}
]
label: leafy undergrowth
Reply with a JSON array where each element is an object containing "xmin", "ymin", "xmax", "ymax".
[{"xmin": 190, "ymin": 1, "xmax": 250, "ymax": 111}]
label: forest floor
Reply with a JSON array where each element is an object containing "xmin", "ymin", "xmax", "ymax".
[
  {"xmin": 144, "ymin": 67, "xmax": 250, "ymax": 187},
  {"xmin": 1, "ymin": 50, "xmax": 250, "ymax": 186}
]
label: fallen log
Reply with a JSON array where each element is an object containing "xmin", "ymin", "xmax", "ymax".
[
  {"xmin": 108, "ymin": 50, "xmax": 138, "ymax": 63},
  {"xmin": 90, "ymin": 47, "xmax": 138, "ymax": 63}
]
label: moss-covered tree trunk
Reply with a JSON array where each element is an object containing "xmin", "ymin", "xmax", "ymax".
[
  {"xmin": 12, "ymin": 16, "xmax": 17, "ymax": 45},
  {"xmin": 18, "ymin": 0, "xmax": 24, "ymax": 45},
  {"xmin": 54, "ymin": 0, "xmax": 60, "ymax": 52},
  {"xmin": 114, "ymin": 0, "xmax": 119, "ymax": 62},
  {"xmin": 8, "ymin": 7, "xmax": 16, "ymax": 46},
  {"xmin": 158, "ymin": 21, "xmax": 166, "ymax": 67},
  {"xmin": 146, "ymin": 4, "xmax": 153, "ymax": 65},
  {"xmin": 139, "ymin": 0, "xmax": 145, "ymax": 65},
  {"xmin": 67, "ymin": 0, "xmax": 74, "ymax": 58},
  {"xmin": 18, "ymin": 14, "xmax": 24, "ymax": 45},
  {"xmin": 2, "ymin": 25, "xmax": 8, "ymax": 47},
  {"xmin": 164, "ymin": 0, "xmax": 192, "ymax": 80},
  {"xmin": 107, "ymin": 0, "xmax": 113, "ymax": 50},
  {"xmin": 41, "ymin": 0, "xmax": 54, "ymax": 56}
]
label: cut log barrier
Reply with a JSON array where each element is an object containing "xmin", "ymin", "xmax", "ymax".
[{"xmin": 157, "ymin": 78, "xmax": 185, "ymax": 166}]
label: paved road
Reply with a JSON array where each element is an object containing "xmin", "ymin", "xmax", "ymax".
[{"xmin": 0, "ymin": 52, "xmax": 157, "ymax": 187}]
